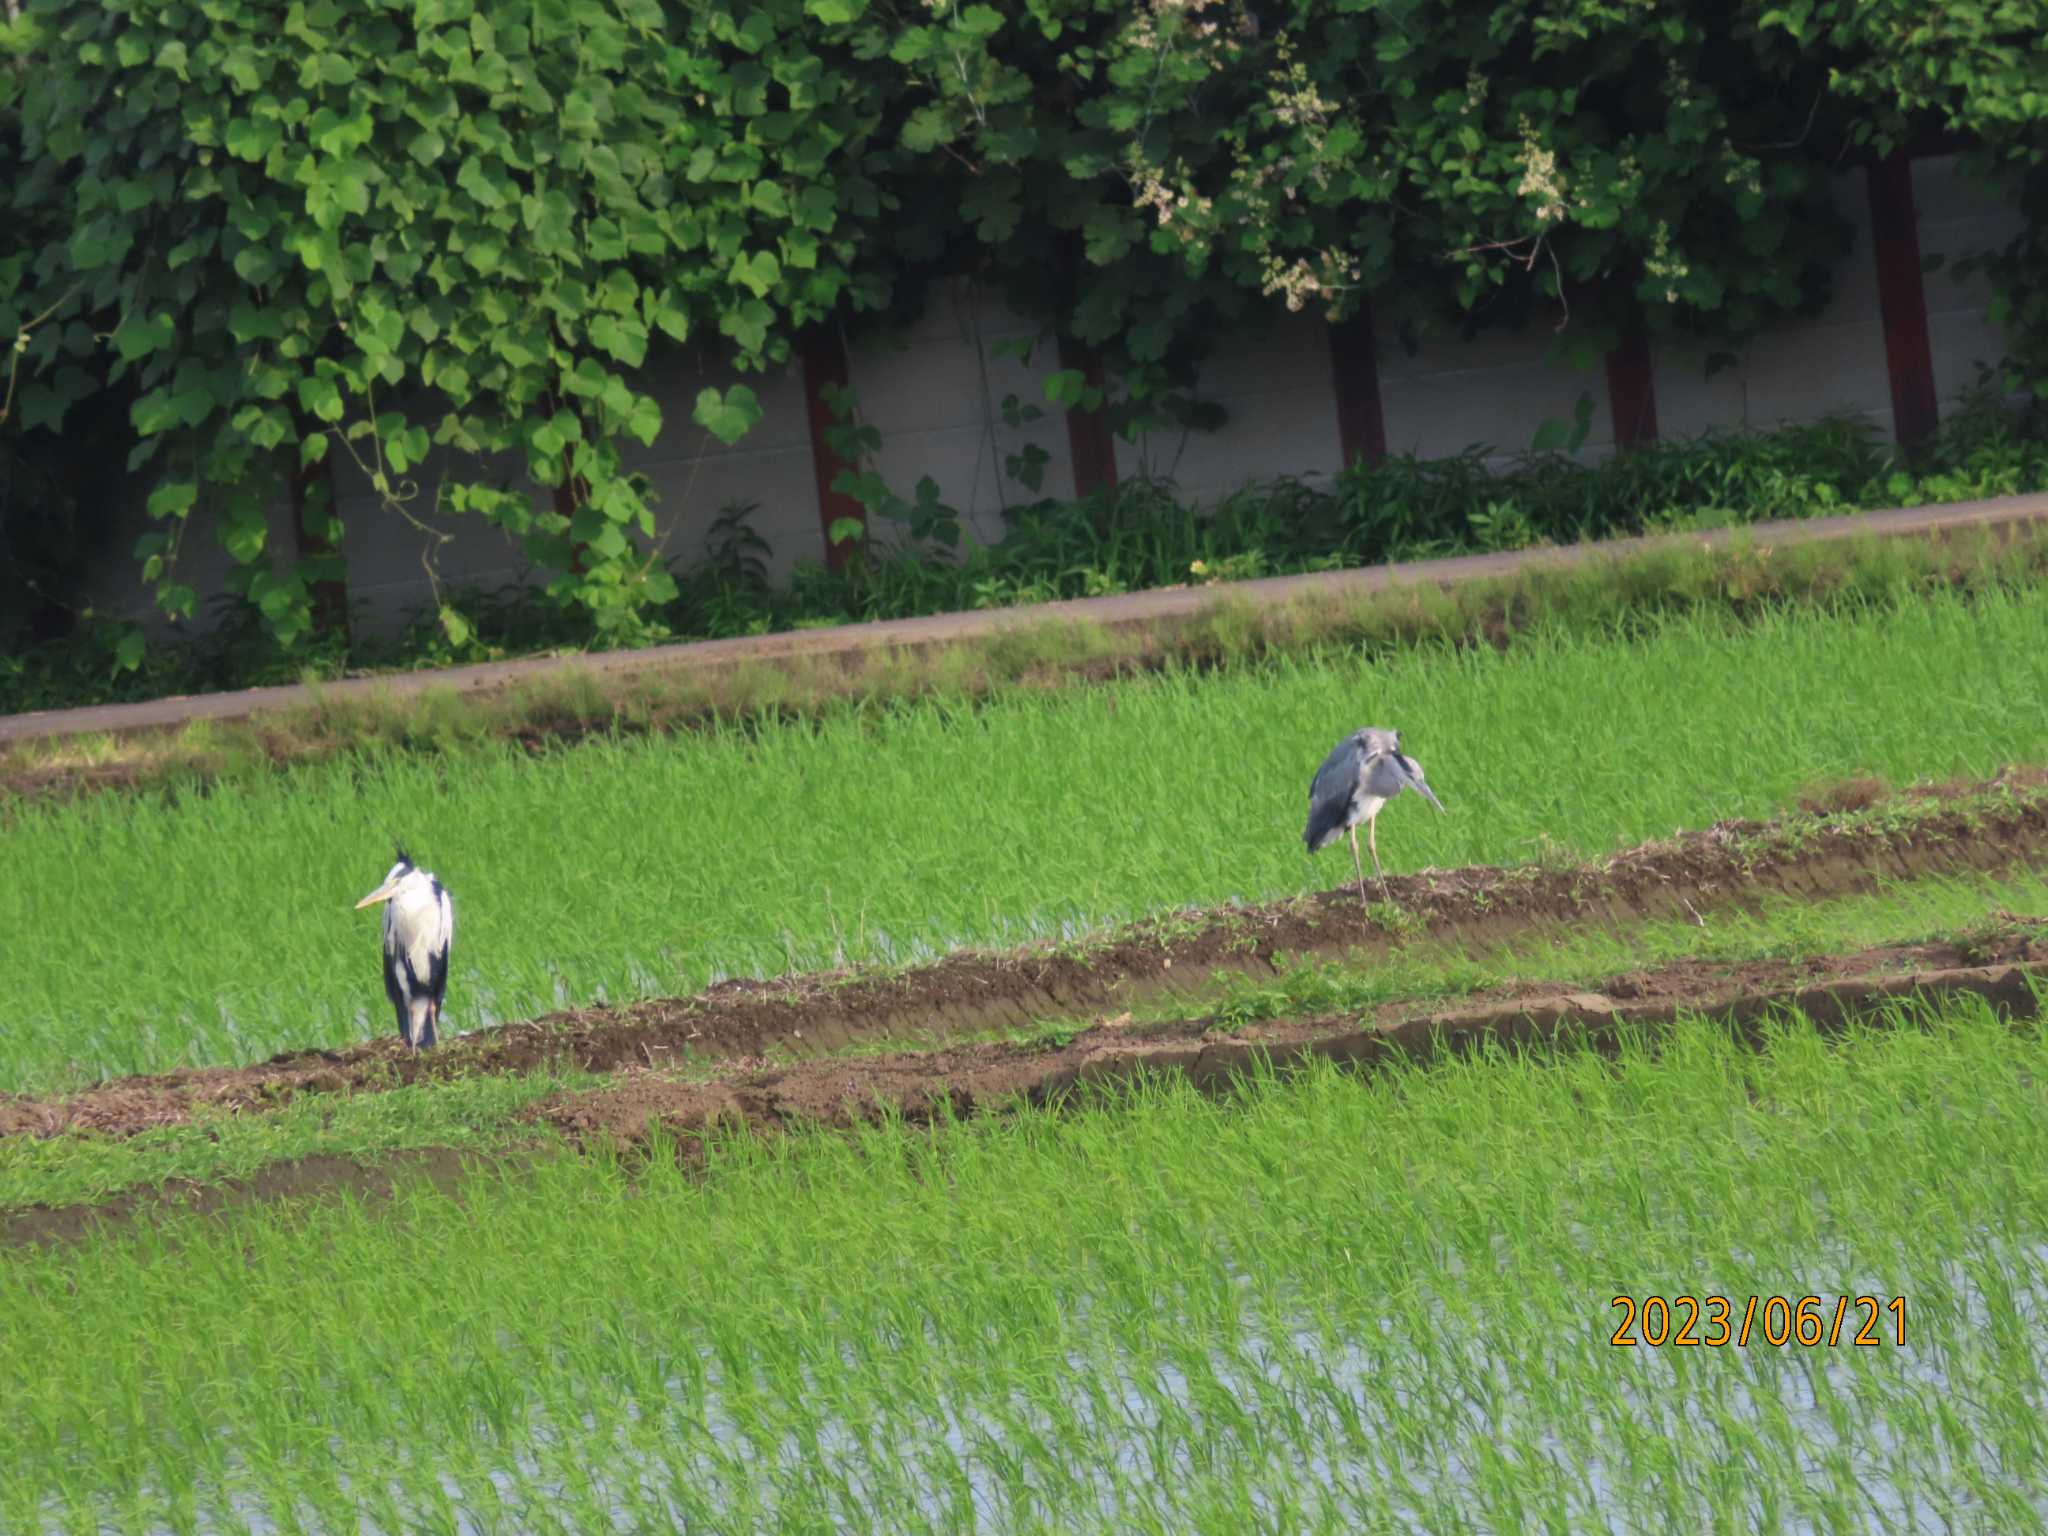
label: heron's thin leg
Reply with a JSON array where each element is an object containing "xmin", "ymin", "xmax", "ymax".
[
  {"xmin": 1349, "ymin": 825, "xmax": 1367, "ymax": 903},
  {"xmin": 1370, "ymin": 815, "xmax": 1390, "ymax": 902}
]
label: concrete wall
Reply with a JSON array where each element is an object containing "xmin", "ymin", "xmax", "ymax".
[
  {"xmin": 80, "ymin": 155, "xmax": 2028, "ymax": 637},
  {"xmin": 1655, "ymin": 169, "xmax": 1896, "ymax": 442},
  {"xmin": 1917, "ymin": 154, "xmax": 2028, "ymax": 401}
]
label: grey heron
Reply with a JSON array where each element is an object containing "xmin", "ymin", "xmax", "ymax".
[
  {"xmin": 356, "ymin": 848, "xmax": 454, "ymax": 1051},
  {"xmin": 1304, "ymin": 727, "xmax": 1446, "ymax": 902}
]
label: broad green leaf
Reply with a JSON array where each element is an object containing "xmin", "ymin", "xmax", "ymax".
[
  {"xmin": 234, "ymin": 245, "xmax": 282, "ymax": 286},
  {"xmin": 223, "ymin": 516, "xmax": 268, "ymax": 563},
  {"xmin": 457, "ymin": 156, "xmax": 506, "ymax": 210},
  {"xmin": 588, "ymin": 313, "xmax": 649, "ymax": 367},
  {"xmin": 225, "ymin": 117, "xmax": 281, "ymax": 161},
  {"xmin": 112, "ymin": 311, "xmax": 175, "ymax": 362},
  {"xmin": 900, "ymin": 104, "xmax": 952, "ymax": 152},
  {"xmin": 146, "ymin": 481, "xmax": 199, "ymax": 520},
  {"xmin": 692, "ymin": 384, "xmax": 763, "ymax": 446},
  {"xmin": 957, "ymin": 4, "xmax": 1003, "ymax": 38},
  {"xmin": 729, "ymin": 249, "xmax": 782, "ymax": 298},
  {"xmin": 223, "ymin": 46, "xmax": 266, "ymax": 92},
  {"xmin": 1043, "ymin": 369, "xmax": 1089, "ymax": 407},
  {"xmin": 297, "ymin": 373, "xmax": 346, "ymax": 424}
]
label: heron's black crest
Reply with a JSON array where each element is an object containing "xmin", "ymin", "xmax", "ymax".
[{"xmin": 392, "ymin": 842, "xmax": 413, "ymax": 868}]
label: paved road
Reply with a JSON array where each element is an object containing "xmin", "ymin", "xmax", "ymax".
[{"xmin": 7, "ymin": 493, "xmax": 2045, "ymax": 747}]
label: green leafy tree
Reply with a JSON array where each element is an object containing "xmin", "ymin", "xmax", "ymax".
[{"xmin": 865, "ymin": 0, "xmax": 1858, "ymax": 383}]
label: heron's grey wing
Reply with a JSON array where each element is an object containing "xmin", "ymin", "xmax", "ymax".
[
  {"xmin": 1305, "ymin": 734, "xmax": 1367, "ymax": 850},
  {"xmin": 1309, "ymin": 734, "xmax": 1363, "ymax": 800},
  {"xmin": 1368, "ymin": 750, "xmax": 1446, "ymax": 813}
]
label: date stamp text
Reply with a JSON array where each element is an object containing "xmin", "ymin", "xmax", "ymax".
[{"xmin": 1610, "ymin": 1295, "xmax": 1906, "ymax": 1348}]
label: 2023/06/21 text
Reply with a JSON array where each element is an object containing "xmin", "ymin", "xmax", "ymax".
[{"xmin": 1610, "ymin": 1295, "xmax": 1907, "ymax": 1349}]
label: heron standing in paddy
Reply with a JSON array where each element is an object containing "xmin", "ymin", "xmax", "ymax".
[
  {"xmin": 356, "ymin": 848, "xmax": 454, "ymax": 1051},
  {"xmin": 1304, "ymin": 727, "xmax": 1446, "ymax": 902}
]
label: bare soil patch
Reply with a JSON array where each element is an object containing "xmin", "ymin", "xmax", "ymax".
[{"xmin": 3, "ymin": 773, "xmax": 2044, "ymax": 1146}]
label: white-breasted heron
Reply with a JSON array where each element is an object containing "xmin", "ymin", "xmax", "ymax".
[
  {"xmin": 356, "ymin": 848, "xmax": 454, "ymax": 1051},
  {"xmin": 1303, "ymin": 727, "xmax": 1446, "ymax": 902}
]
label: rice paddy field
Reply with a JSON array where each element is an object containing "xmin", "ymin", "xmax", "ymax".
[
  {"xmin": 4, "ymin": 584, "xmax": 2046, "ymax": 1090},
  {"xmin": 5, "ymin": 567, "xmax": 2048, "ymax": 1532}
]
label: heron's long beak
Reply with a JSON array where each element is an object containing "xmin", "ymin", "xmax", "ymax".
[
  {"xmin": 1393, "ymin": 755, "xmax": 1447, "ymax": 814},
  {"xmin": 355, "ymin": 880, "xmax": 401, "ymax": 910}
]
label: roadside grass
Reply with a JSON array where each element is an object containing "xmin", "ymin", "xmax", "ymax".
[
  {"xmin": 3, "ymin": 583, "xmax": 2046, "ymax": 1093},
  {"xmin": 7, "ymin": 865, "xmax": 2043, "ymax": 1219},
  {"xmin": 6, "ymin": 519, "xmax": 2046, "ymax": 802},
  {"xmin": 4, "ymin": 989, "xmax": 2044, "ymax": 1531}
]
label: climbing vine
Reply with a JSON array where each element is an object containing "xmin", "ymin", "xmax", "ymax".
[
  {"xmin": 3, "ymin": 0, "xmax": 911, "ymax": 647},
  {"xmin": 4, "ymin": 0, "xmax": 2046, "ymax": 655}
]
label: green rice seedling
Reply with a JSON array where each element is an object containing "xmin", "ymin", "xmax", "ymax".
[
  {"xmin": 1, "ymin": 586, "xmax": 2045, "ymax": 1090},
  {"xmin": 3, "ymin": 988, "xmax": 2046, "ymax": 1531}
]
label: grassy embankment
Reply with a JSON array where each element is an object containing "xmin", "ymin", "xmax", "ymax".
[
  {"xmin": 5, "ymin": 579, "xmax": 2045, "ymax": 1093},
  {"xmin": 7, "ymin": 519, "xmax": 2046, "ymax": 798}
]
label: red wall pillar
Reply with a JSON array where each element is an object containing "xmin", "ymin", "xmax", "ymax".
[
  {"xmin": 800, "ymin": 329, "xmax": 867, "ymax": 571},
  {"xmin": 1603, "ymin": 310, "xmax": 1660, "ymax": 449},
  {"xmin": 1865, "ymin": 150, "xmax": 1940, "ymax": 449},
  {"xmin": 1328, "ymin": 306, "xmax": 1388, "ymax": 466},
  {"xmin": 1056, "ymin": 333, "xmax": 1119, "ymax": 496}
]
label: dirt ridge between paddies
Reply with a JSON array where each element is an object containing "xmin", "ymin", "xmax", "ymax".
[
  {"xmin": 4, "ymin": 769, "xmax": 2046, "ymax": 1145},
  {"xmin": 7, "ymin": 928, "xmax": 2044, "ymax": 1251},
  {"xmin": 536, "ymin": 932, "xmax": 2048, "ymax": 1152}
]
